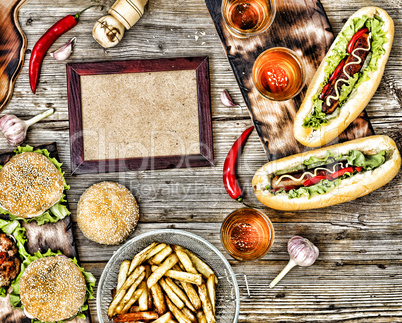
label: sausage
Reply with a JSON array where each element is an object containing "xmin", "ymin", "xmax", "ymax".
[
  {"xmin": 271, "ymin": 163, "xmax": 344, "ymax": 190},
  {"xmin": 322, "ymin": 31, "xmax": 370, "ymax": 114}
]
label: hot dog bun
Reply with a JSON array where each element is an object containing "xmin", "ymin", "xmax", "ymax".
[
  {"xmin": 294, "ymin": 7, "xmax": 394, "ymax": 147},
  {"xmin": 252, "ymin": 135, "xmax": 401, "ymax": 211}
]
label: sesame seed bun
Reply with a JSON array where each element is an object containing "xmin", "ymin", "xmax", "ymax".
[
  {"xmin": 77, "ymin": 182, "xmax": 139, "ymax": 245},
  {"xmin": 20, "ymin": 256, "xmax": 86, "ymax": 322},
  {"xmin": 0, "ymin": 152, "xmax": 64, "ymax": 218}
]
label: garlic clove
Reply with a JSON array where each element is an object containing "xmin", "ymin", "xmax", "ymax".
[
  {"xmin": 0, "ymin": 109, "xmax": 54, "ymax": 147},
  {"xmin": 0, "ymin": 115, "xmax": 27, "ymax": 146},
  {"xmin": 288, "ymin": 236, "xmax": 319, "ymax": 267},
  {"xmin": 220, "ymin": 90, "xmax": 238, "ymax": 107},
  {"xmin": 50, "ymin": 37, "xmax": 76, "ymax": 60},
  {"xmin": 269, "ymin": 236, "xmax": 319, "ymax": 288}
]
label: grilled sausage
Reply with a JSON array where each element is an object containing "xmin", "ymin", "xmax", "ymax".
[{"xmin": 322, "ymin": 31, "xmax": 370, "ymax": 114}]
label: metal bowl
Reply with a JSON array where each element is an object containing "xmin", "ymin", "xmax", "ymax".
[{"xmin": 97, "ymin": 229, "xmax": 240, "ymax": 323}]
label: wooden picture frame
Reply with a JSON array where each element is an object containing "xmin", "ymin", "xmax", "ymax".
[{"xmin": 67, "ymin": 56, "xmax": 213, "ymax": 175}]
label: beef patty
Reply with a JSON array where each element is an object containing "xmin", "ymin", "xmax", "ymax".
[{"xmin": 0, "ymin": 232, "xmax": 21, "ymax": 288}]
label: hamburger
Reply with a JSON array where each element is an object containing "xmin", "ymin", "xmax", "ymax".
[
  {"xmin": 0, "ymin": 219, "xmax": 29, "ymax": 297},
  {"xmin": 77, "ymin": 181, "xmax": 139, "ymax": 245},
  {"xmin": 0, "ymin": 146, "xmax": 70, "ymax": 225},
  {"xmin": 10, "ymin": 249, "xmax": 95, "ymax": 322}
]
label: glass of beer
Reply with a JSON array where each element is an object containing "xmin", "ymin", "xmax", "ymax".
[
  {"xmin": 221, "ymin": 0, "xmax": 276, "ymax": 38},
  {"xmin": 221, "ymin": 208, "xmax": 275, "ymax": 261},
  {"xmin": 252, "ymin": 47, "xmax": 306, "ymax": 101}
]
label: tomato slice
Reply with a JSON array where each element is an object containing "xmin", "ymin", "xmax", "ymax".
[
  {"xmin": 319, "ymin": 59, "xmax": 346, "ymax": 100},
  {"xmin": 331, "ymin": 166, "xmax": 354, "ymax": 179},
  {"xmin": 355, "ymin": 167, "xmax": 362, "ymax": 172},
  {"xmin": 303, "ymin": 175, "xmax": 332, "ymax": 187},
  {"xmin": 347, "ymin": 27, "xmax": 369, "ymax": 53},
  {"xmin": 319, "ymin": 83, "xmax": 330, "ymax": 100},
  {"xmin": 329, "ymin": 59, "xmax": 346, "ymax": 83}
]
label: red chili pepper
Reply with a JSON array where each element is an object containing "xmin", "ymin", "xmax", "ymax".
[
  {"xmin": 319, "ymin": 59, "xmax": 346, "ymax": 99},
  {"xmin": 355, "ymin": 166, "xmax": 362, "ymax": 172},
  {"xmin": 303, "ymin": 175, "xmax": 332, "ymax": 187},
  {"xmin": 0, "ymin": 252, "xmax": 6, "ymax": 265},
  {"xmin": 29, "ymin": 5, "xmax": 100, "ymax": 93},
  {"xmin": 331, "ymin": 166, "xmax": 354, "ymax": 179},
  {"xmin": 272, "ymin": 185, "xmax": 298, "ymax": 193},
  {"xmin": 347, "ymin": 27, "xmax": 369, "ymax": 54},
  {"xmin": 223, "ymin": 126, "xmax": 254, "ymax": 202}
]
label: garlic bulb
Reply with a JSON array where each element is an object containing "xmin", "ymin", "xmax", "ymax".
[
  {"xmin": 269, "ymin": 235, "xmax": 319, "ymax": 288},
  {"xmin": 50, "ymin": 37, "xmax": 76, "ymax": 60},
  {"xmin": 0, "ymin": 109, "xmax": 54, "ymax": 146},
  {"xmin": 220, "ymin": 90, "xmax": 239, "ymax": 107}
]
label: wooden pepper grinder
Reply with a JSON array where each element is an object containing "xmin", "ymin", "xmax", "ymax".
[{"xmin": 93, "ymin": 0, "xmax": 149, "ymax": 48}]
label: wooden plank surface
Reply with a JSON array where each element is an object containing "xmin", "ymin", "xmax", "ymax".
[
  {"xmin": 0, "ymin": 0, "xmax": 27, "ymax": 112},
  {"xmin": 0, "ymin": 0, "xmax": 400, "ymax": 322},
  {"xmin": 205, "ymin": 0, "xmax": 374, "ymax": 160}
]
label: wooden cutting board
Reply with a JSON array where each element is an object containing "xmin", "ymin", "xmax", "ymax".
[
  {"xmin": 205, "ymin": 0, "xmax": 374, "ymax": 160},
  {"xmin": 0, "ymin": 0, "xmax": 27, "ymax": 113},
  {"xmin": 0, "ymin": 143, "xmax": 91, "ymax": 323}
]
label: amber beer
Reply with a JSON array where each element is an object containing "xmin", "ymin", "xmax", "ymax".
[
  {"xmin": 221, "ymin": 208, "xmax": 274, "ymax": 261},
  {"xmin": 222, "ymin": 0, "xmax": 276, "ymax": 37},
  {"xmin": 253, "ymin": 47, "xmax": 305, "ymax": 101}
]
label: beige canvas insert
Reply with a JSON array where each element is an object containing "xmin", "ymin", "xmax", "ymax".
[{"xmin": 80, "ymin": 69, "xmax": 200, "ymax": 161}]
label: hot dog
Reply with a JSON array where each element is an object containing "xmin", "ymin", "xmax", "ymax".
[
  {"xmin": 252, "ymin": 135, "xmax": 401, "ymax": 211},
  {"xmin": 293, "ymin": 7, "xmax": 394, "ymax": 147}
]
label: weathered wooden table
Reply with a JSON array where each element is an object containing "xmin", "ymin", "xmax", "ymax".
[{"xmin": 1, "ymin": 0, "xmax": 401, "ymax": 321}]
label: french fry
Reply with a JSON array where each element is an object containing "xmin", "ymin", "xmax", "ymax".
[
  {"xmin": 198, "ymin": 283, "xmax": 216, "ymax": 323},
  {"xmin": 153, "ymin": 312, "xmax": 173, "ymax": 323},
  {"xmin": 178, "ymin": 247, "xmax": 218, "ymax": 284},
  {"xmin": 166, "ymin": 296, "xmax": 192, "ymax": 323},
  {"xmin": 129, "ymin": 305, "xmax": 140, "ymax": 313},
  {"xmin": 145, "ymin": 243, "xmax": 168, "ymax": 260},
  {"xmin": 182, "ymin": 307, "xmax": 197, "ymax": 323},
  {"xmin": 108, "ymin": 266, "xmax": 145, "ymax": 317},
  {"xmin": 165, "ymin": 277, "xmax": 196, "ymax": 312},
  {"xmin": 196, "ymin": 311, "xmax": 207, "ymax": 323},
  {"xmin": 128, "ymin": 242, "xmax": 158, "ymax": 275},
  {"xmin": 121, "ymin": 271, "xmax": 146, "ymax": 309},
  {"xmin": 138, "ymin": 281, "xmax": 149, "ymax": 311},
  {"xmin": 164, "ymin": 270, "xmax": 202, "ymax": 286},
  {"xmin": 117, "ymin": 260, "xmax": 131, "ymax": 292},
  {"xmin": 174, "ymin": 249, "xmax": 198, "ymax": 274},
  {"xmin": 144, "ymin": 265, "xmax": 153, "ymax": 310},
  {"xmin": 149, "ymin": 245, "xmax": 173, "ymax": 265},
  {"xmin": 148, "ymin": 286, "xmax": 154, "ymax": 310},
  {"xmin": 179, "ymin": 280, "xmax": 201, "ymax": 311},
  {"xmin": 206, "ymin": 275, "xmax": 216, "ymax": 314},
  {"xmin": 160, "ymin": 278, "xmax": 185, "ymax": 309},
  {"xmin": 150, "ymin": 281, "xmax": 167, "ymax": 315},
  {"xmin": 147, "ymin": 254, "xmax": 178, "ymax": 288},
  {"xmin": 113, "ymin": 311, "xmax": 159, "ymax": 322},
  {"xmin": 121, "ymin": 288, "xmax": 144, "ymax": 314}
]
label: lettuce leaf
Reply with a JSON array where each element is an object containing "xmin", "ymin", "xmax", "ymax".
[
  {"xmin": 344, "ymin": 150, "xmax": 386, "ymax": 169},
  {"xmin": 9, "ymin": 249, "xmax": 95, "ymax": 323},
  {"xmin": 0, "ymin": 146, "xmax": 70, "ymax": 225},
  {"xmin": 303, "ymin": 150, "xmax": 336, "ymax": 168},
  {"xmin": 288, "ymin": 178, "xmax": 342, "ymax": 199},
  {"xmin": 0, "ymin": 219, "xmax": 29, "ymax": 297},
  {"xmin": 303, "ymin": 16, "xmax": 387, "ymax": 130},
  {"xmin": 302, "ymin": 149, "xmax": 386, "ymax": 170},
  {"xmin": 277, "ymin": 150, "xmax": 387, "ymax": 199}
]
